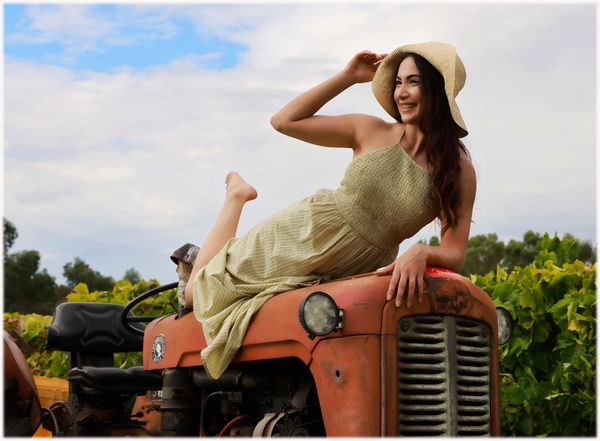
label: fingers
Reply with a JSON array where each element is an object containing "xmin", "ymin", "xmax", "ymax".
[
  {"xmin": 373, "ymin": 53, "xmax": 388, "ymax": 66},
  {"xmin": 358, "ymin": 50, "xmax": 378, "ymax": 59},
  {"xmin": 386, "ymin": 270, "xmax": 425, "ymax": 308},
  {"xmin": 386, "ymin": 267, "xmax": 400, "ymax": 301},
  {"xmin": 395, "ymin": 272, "xmax": 407, "ymax": 307},
  {"xmin": 357, "ymin": 51, "xmax": 386, "ymax": 67},
  {"xmin": 405, "ymin": 276, "xmax": 416, "ymax": 308},
  {"xmin": 376, "ymin": 262, "xmax": 394, "ymax": 276}
]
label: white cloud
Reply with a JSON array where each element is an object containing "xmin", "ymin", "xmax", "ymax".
[
  {"xmin": 4, "ymin": 3, "xmax": 595, "ymax": 283},
  {"xmin": 8, "ymin": 4, "xmax": 115, "ymax": 54}
]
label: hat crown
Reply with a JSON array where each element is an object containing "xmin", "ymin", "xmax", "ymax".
[{"xmin": 399, "ymin": 42, "xmax": 465, "ymax": 97}]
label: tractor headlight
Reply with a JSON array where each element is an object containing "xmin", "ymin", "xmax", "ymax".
[
  {"xmin": 298, "ymin": 292, "xmax": 344, "ymax": 340},
  {"xmin": 496, "ymin": 307, "xmax": 514, "ymax": 345}
]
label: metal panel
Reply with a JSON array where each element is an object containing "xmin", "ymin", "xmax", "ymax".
[{"xmin": 397, "ymin": 316, "xmax": 490, "ymax": 436}]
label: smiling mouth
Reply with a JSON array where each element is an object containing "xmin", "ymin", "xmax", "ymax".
[{"xmin": 399, "ymin": 104, "xmax": 416, "ymax": 111}]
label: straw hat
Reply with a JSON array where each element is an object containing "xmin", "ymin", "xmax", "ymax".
[{"xmin": 371, "ymin": 41, "xmax": 468, "ymax": 137}]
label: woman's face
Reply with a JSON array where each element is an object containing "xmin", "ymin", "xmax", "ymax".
[{"xmin": 393, "ymin": 56, "xmax": 423, "ymax": 126}]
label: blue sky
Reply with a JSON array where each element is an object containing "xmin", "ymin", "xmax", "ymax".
[
  {"xmin": 3, "ymin": 3, "xmax": 596, "ymax": 284},
  {"xmin": 4, "ymin": 4, "xmax": 248, "ymax": 71}
]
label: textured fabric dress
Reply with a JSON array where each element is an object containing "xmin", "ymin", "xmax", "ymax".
[{"xmin": 192, "ymin": 140, "xmax": 436, "ymax": 379}]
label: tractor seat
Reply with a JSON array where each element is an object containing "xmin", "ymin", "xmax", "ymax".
[
  {"xmin": 47, "ymin": 302, "xmax": 144, "ymax": 353},
  {"xmin": 68, "ymin": 366, "xmax": 162, "ymax": 395}
]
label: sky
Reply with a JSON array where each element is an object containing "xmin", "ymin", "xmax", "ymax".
[{"xmin": 3, "ymin": 2, "xmax": 597, "ymax": 286}]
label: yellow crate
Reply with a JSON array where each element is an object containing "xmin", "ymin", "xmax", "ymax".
[
  {"xmin": 33, "ymin": 376, "xmax": 69, "ymax": 437},
  {"xmin": 34, "ymin": 426, "xmax": 52, "ymax": 437},
  {"xmin": 33, "ymin": 375, "xmax": 69, "ymax": 408}
]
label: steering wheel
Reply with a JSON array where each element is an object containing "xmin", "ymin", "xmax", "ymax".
[{"xmin": 121, "ymin": 282, "xmax": 179, "ymax": 336}]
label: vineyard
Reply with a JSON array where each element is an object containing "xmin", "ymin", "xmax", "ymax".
[
  {"xmin": 4, "ymin": 234, "xmax": 596, "ymax": 436},
  {"xmin": 470, "ymin": 234, "xmax": 596, "ymax": 436}
]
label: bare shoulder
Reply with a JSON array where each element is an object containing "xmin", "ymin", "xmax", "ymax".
[
  {"xmin": 459, "ymin": 154, "xmax": 476, "ymax": 181},
  {"xmin": 344, "ymin": 113, "xmax": 387, "ymax": 133},
  {"xmin": 458, "ymin": 155, "xmax": 476, "ymax": 202},
  {"xmin": 350, "ymin": 114, "xmax": 401, "ymax": 151}
]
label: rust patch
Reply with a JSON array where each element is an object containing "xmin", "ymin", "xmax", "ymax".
[
  {"xmin": 432, "ymin": 291, "xmax": 470, "ymax": 314},
  {"xmin": 427, "ymin": 276, "xmax": 471, "ymax": 314}
]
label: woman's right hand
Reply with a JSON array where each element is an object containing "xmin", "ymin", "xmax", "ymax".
[{"xmin": 342, "ymin": 51, "xmax": 387, "ymax": 84}]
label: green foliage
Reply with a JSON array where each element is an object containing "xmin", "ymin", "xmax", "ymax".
[
  {"xmin": 472, "ymin": 233, "xmax": 596, "ymax": 436},
  {"xmin": 4, "ymin": 249, "xmax": 62, "ymax": 315},
  {"xmin": 63, "ymin": 257, "xmax": 115, "ymax": 292},
  {"xmin": 463, "ymin": 233, "xmax": 505, "ymax": 275},
  {"xmin": 4, "ymin": 217, "xmax": 18, "ymax": 256},
  {"xmin": 65, "ymin": 278, "xmax": 178, "ymax": 316},
  {"xmin": 418, "ymin": 236, "xmax": 440, "ymax": 246},
  {"xmin": 4, "ymin": 217, "xmax": 144, "ymax": 315},
  {"xmin": 3, "ymin": 278, "xmax": 178, "ymax": 379},
  {"xmin": 503, "ymin": 230, "xmax": 543, "ymax": 270},
  {"xmin": 123, "ymin": 267, "xmax": 141, "ymax": 284},
  {"xmin": 422, "ymin": 230, "xmax": 595, "ymax": 276},
  {"xmin": 3, "ymin": 312, "xmax": 68, "ymax": 378},
  {"xmin": 3, "ymin": 218, "xmax": 63, "ymax": 314}
]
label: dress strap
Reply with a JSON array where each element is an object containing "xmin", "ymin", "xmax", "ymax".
[{"xmin": 397, "ymin": 126, "xmax": 407, "ymax": 146}]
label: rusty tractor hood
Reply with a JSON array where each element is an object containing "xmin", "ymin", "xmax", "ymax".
[{"xmin": 143, "ymin": 268, "xmax": 496, "ymax": 371}]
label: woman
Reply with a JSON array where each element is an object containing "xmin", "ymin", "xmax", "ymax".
[{"xmin": 184, "ymin": 41, "xmax": 476, "ymax": 379}]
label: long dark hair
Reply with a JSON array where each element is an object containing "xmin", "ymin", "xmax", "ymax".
[{"xmin": 395, "ymin": 52, "xmax": 469, "ymax": 235}]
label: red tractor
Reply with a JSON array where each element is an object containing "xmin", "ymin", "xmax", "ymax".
[{"xmin": 4, "ymin": 252, "xmax": 512, "ymax": 436}]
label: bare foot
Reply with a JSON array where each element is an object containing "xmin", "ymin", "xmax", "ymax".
[{"xmin": 225, "ymin": 171, "xmax": 258, "ymax": 202}]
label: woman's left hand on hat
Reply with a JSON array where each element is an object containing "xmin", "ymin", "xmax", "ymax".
[{"xmin": 342, "ymin": 50, "xmax": 388, "ymax": 84}]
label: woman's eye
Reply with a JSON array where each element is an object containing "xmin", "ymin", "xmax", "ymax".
[{"xmin": 409, "ymin": 79, "xmax": 420, "ymax": 85}]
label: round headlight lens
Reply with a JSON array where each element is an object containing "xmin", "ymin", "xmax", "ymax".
[
  {"xmin": 298, "ymin": 292, "xmax": 343, "ymax": 339},
  {"xmin": 496, "ymin": 307, "xmax": 513, "ymax": 345}
]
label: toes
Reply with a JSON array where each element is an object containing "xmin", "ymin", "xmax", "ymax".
[{"xmin": 225, "ymin": 171, "xmax": 236, "ymax": 186}]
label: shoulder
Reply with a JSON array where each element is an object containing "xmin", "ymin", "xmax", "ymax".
[
  {"xmin": 457, "ymin": 155, "xmax": 476, "ymax": 199},
  {"xmin": 459, "ymin": 154, "xmax": 476, "ymax": 179},
  {"xmin": 349, "ymin": 114, "xmax": 402, "ymax": 150},
  {"xmin": 342, "ymin": 113, "xmax": 389, "ymax": 131}
]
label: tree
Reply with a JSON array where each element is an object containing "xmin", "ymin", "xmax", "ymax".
[
  {"xmin": 462, "ymin": 233, "xmax": 505, "ymax": 276},
  {"xmin": 503, "ymin": 231, "xmax": 595, "ymax": 270},
  {"xmin": 4, "ymin": 219, "xmax": 62, "ymax": 314},
  {"xmin": 562, "ymin": 233, "xmax": 596, "ymax": 263},
  {"xmin": 123, "ymin": 268, "xmax": 141, "ymax": 285},
  {"xmin": 4, "ymin": 218, "xmax": 18, "ymax": 257},
  {"xmin": 503, "ymin": 230, "xmax": 542, "ymax": 270},
  {"xmin": 62, "ymin": 257, "xmax": 115, "ymax": 292},
  {"xmin": 425, "ymin": 230, "xmax": 596, "ymax": 276},
  {"xmin": 578, "ymin": 240, "xmax": 595, "ymax": 263},
  {"xmin": 4, "ymin": 249, "xmax": 61, "ymax": 315},
  {"xmin": 419, "ymin": 236, "xmax": 440, "ymax": 247}
]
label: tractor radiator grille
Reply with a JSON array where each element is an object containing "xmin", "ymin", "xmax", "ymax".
[{"xmin": 397, "ymin": 316, "xmax": 491, "ymax": 436}]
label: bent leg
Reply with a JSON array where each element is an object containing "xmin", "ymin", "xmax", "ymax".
[{"xmin": 184, "ymin": 172, "xmax": 257, "ymax": 306}]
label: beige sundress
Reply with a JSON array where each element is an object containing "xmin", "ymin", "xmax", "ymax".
[{"xmin": 193, "ymin": 140, "xmax": 435, "ymax": 379}]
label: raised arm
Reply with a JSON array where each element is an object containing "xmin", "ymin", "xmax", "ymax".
[{"xmin": 270, "ymin": 51, "xmax": 387, "ymax": 148}]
